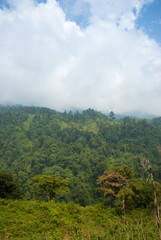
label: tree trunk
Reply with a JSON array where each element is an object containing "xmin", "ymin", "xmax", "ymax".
[
  {"xmin": 123, "ymin": 196, "xmax": 129, "ymax": 240},
  {"xmin": 141, "ymin": 157, "xmax": 161, "ymax": 240},
  {"xmin": 150, "ymin": 170, "xmax": 161, "ymax": 240}
]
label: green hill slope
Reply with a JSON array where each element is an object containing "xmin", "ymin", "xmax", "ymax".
[{"xmin": 0, "ymin": 105, "xmax": 161, "ymax": 205}]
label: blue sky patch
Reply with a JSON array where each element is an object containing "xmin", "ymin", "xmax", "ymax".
[
  {"xmin": 35, "ymin": 0, "xmax": 47, "ymax": 3},
  {"xmin": 136, "ymin": 0, "xmax": 161, "ymax": 44},
  {"xmin": 0, "ymin": 0, "xmax": 10, "ymax": 9},
  {"xmin": 56, "ymin": 0, "xmax": 91, "ymax": 28}
]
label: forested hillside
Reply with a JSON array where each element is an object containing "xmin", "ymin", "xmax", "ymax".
[{"xmin": 0, "ymin": 105, "xmax": 161, "ymax": 205}]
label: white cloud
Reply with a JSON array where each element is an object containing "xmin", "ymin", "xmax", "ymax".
[
  {"xmin": 0, "ymin": 0, "xmax": 161, "ymax": 115},
  {"xmin": 85, "ymin": 0, "xmax": 154, "ymax": 29}
]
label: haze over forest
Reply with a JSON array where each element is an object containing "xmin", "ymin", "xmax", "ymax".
[{"xmin": 0, "ymin": 0, "xmax": 161, "ymax": 115}]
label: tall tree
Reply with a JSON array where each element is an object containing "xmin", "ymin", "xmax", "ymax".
[
  {"xmin": 97, "ymin": 165, "xmax": 134, "ymax": 240},
  {"xmin": 97, "ymin": 165, "xmax": 136, "ymax": 210},
  {"xmin": 97, "ymin": 168, "xmax": 126, "ymax": 201}
]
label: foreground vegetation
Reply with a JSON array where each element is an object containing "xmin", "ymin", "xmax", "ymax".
[{"xmin": 0, "ymin": 199, "xmax": 160, "ymax": 240}]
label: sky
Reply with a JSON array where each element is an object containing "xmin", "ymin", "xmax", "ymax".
[{"xmin": 0, "ymin": 0, "xmax": 161, "ymax": 115}]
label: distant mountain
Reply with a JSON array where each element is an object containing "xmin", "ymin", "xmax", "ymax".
[{"xmin": 116, "ymin": 111, "xmax": 159, "ymax": 119}]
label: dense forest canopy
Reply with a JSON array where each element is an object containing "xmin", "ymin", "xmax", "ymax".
[{"xmin": 0, "ymin": 105, "xmax": 161, "ymax": 205}]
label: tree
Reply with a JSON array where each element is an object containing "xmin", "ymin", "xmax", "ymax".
[
  {"xmin": 97, "ymin": 168, "xmax": 126, "ymax": 201},
  {"xmin": 29, "ymin": 175, "xmax": 69, "ymax": 201},
  {"xmin": 97, "ymin": 164, "xmax": 158, "ymax": 210},
  {"xmin": 109, "ymin": 111, "xmax": 115, "ymax": 120},
  {"xmin": 0, "ymin": 172, "xmax": 22, "ymax": 199},
  {"xmin": 97, "ymin": 165, "xmax": 138, "ymax": 210},
  {"xmin": 97, "ymin": 165, "xmax": 134, "ymax": 240}
]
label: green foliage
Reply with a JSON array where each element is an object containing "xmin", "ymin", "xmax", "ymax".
[
  {"xmin": 97, "ymin": 168, "xmax": 126, "ymax": 199},
  {"xmin": 0, "ymin": 199, "xmax": 161, "ymax": 239},
  {"xmin": 0, "ymin": 105, "xmax": 161, "ymax": 205},
  {"xmin": 114, "ymin": 165, "xmax": 135, "ymax": 179},
  {"xmin": 0, "ymin": 172, "xmax": 23, "ymax": 199},
  {"xmin": 1, "ymin": 106, "xmax": 161, "ymax": 238},
  {"xmin": 29, "ymin": 175, "xmax": 69, "ymax": 201},
  {"xmin": 97, "ymin": 166, "xmax": 155, "ymax": 210}
]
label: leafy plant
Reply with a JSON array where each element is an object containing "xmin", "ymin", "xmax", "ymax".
[{"xmin": 29, "ymin": 175, "xmax": 69, "ymax": 201}]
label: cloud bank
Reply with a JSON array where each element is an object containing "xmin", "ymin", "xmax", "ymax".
[{"xmin": 0, "ymin": 0, "xmax": 161, "ymax": 114}]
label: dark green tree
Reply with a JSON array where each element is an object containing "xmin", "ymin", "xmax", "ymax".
[
  {"xmin": 109, "ymin": 111, "xmax": 115, "ymax": 120},
  {"xmin": 0, "ymin": 172, "xmax": 23, "ymax": 199}
]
